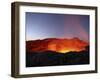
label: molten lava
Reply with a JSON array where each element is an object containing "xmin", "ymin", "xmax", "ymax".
[{"xmin": 26, "ymin": 38, "xmax": 89, "ymax": 53}]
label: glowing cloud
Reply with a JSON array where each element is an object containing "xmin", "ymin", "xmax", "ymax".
[{"xmin": 64, "ymin": 15, "xmax": 89, "ymax": 41}]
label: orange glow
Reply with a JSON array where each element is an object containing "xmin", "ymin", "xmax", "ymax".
[
  {"xmin": 26, "ymin": 38, "xmax": 89, "ymax": 53},
  {"xmin": 59, "ymin": 49, "xmax": 72, "ymax": 53},
  {"xmin": 58, "ymin": 48, "xmax": 85, "ymax": 53},
  {"xmin": 47, "ymin": 43, "xmax": 86, "ymax": 53},
  {"xmin": 46, "ymin": 38, "xmax": 88, "ymax": 53}
]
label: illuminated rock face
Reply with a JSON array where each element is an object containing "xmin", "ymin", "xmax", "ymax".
[{"xmin": 26, "ymin": 38, "xmax": 89, "ymax": 53}]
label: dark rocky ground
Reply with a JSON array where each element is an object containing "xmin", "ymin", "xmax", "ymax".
[{"xmin": 26, "ymin": 46, "xmax": 89, "ymax": 67}]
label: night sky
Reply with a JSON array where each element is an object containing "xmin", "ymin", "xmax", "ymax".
[{"xmin": 25, "ymin": 12, "xmax": 89, "ymax": 42}]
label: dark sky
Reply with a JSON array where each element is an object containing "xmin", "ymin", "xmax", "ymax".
[{"xmin": 26, "ymin": 12, "xmax": 89, "ymax": 42}]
